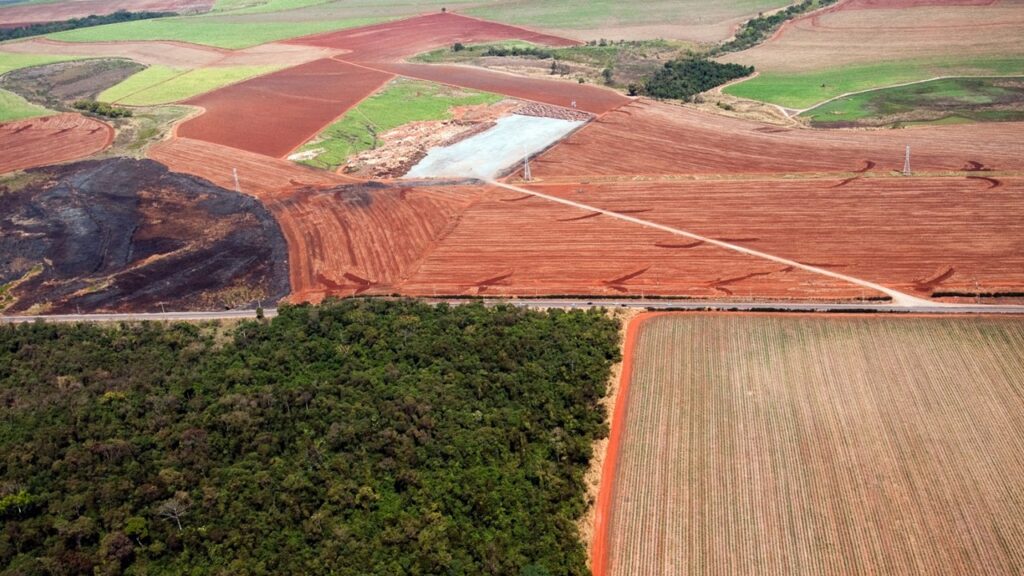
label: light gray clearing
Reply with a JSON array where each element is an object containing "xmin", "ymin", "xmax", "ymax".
[{"xmin": 404, "ymin": 114, "xmax": 585, "ymax": 180}]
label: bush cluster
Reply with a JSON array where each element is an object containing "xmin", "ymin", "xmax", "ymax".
[{"xmin": 72, "ymin": 100, "xmax": 133, "ymax": 118}]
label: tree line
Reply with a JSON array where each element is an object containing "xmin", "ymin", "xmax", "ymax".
[
  {"xmin": 0, "ymin": 300, "xmax": 621, "ymax": 575},
  {"xmin": 0, "ymin": 10, "xmax": 174, "ymax": 42}
]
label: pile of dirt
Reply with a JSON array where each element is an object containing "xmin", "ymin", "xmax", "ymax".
[
  {"xmin": 0, "ymin": 158, "xmax": 289, "ymax": 314},
  {"xmin": 342, "ymin": 100, "xmax": 520, "ymax": 179},
  {"xmin": 0, "ymin": 58, "xmax": 144, "ymax": 110},
  {"xmin": 515, "ymin": 102, "xmax": 593, "ymax": 121}
]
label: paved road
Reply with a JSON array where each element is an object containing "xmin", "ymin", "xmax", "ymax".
[{"xmin": 4, "ymin": 298, "xmax": 1024, "ymax": 324}]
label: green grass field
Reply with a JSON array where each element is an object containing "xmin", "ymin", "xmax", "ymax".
[
  {"xmin": 0, "ymin": 87, "xmax": 52, "ymax": 121},
  {"xmin": 802, "ymin": 76, "xmax": 1024, "ymax": 127},
  {"xmin": 98, "ymin": 64, "xmax": 280, "ymax": 105},
  {"xmin": 724, "ymin": 58, "xmax": 1024, "ymax": 109},
  {"xmin": 211, "ymin": 0, "xmax": 332, "ymax": 14},
  {"xmin": 47, "ymin": 15, "xmax": 382, "ymax": 49},
  {"xmin": 0, "ymin": 53, "xmax": 84, "ymax": 76},
  {"xmin": 295, "ymin": 79, "xmax": 502, "ymax": 171},
  {"xmin": 465, "ymin": 0, "xmax": 790, "ymax": 30}
]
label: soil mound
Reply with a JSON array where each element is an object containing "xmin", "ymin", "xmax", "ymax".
[{"xmin": 0, "ymin": 158, "xmax": 289, "ymax": 314}]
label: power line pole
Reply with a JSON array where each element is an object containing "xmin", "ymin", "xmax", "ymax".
[
  {"xmin": 233, "ymin": 168, "xmax": 241, "ymax": 192},
  {"xmin": 523, "ymin": 151, "xmax": 532, "ymax": 182},
  {"xmin": 902, "ymin": 145, "xmax": 912, "ymax": 176}
]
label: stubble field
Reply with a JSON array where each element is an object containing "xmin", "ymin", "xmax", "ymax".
[{"xmin": 602, "ymin": 313, "xmax": 1024, "ymax": 575}]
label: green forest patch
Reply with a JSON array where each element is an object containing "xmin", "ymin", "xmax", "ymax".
[
  {"xmin": 0, "ymin": 300, "xmax": 620, "ymax": 575},
  {"xmin": 802, "ymin": 76, "xmax": 1024, "ymax": 127},
  {"xmin": 724, "ymin": 58, "xmax": 1024, "ymax": 109},
  {"xmin": 98, "ymin": 65, "xmax": 281, "ymax": 105},
  {"xmin": 295, "ymin": 79, "xmax": 502, "ymax": 171},
  {"xmin": 47, "ymin": 14, "xmax": 382, "ymax": 49}
]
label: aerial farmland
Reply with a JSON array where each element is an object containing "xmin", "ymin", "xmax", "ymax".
[{"xmin": 0, "ymin": 0, "xmax": 1022, "ymax": 574}]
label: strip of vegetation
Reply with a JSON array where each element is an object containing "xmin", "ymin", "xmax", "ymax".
[
  {"xmin": 0, "ymin": 10, "xmax": 174, "ymax": 42},
  {"xmin": 0, "ymin": 300, "xmax": 619, "ymax": 575},
  {"xmin": 710, "ymin": 0, "xmax": 840, "ymax": 56},
  {"xmin": 638, "ymin": 59, "xmax": 754, "ymax": 101},
  {"xmin": 72, "ymin": 99, "xmax": 132, "ymax": 118},
  {"xmin": 0, "ymin": 87, "xmax": 52, "ymax": 122}
]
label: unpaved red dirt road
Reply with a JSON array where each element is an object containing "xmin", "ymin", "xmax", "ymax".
[{"xmin": 0, "ymin": 113, "xmax": 113, "ymax": 174}]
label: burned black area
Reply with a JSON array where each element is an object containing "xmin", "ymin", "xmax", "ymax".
[{"xmin": 0, "ymin": 158, "xmax": 289, "ymax": 313}]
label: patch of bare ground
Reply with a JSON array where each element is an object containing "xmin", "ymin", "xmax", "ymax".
[{"xmin": 0, "ymin": 58, "xmax": 144, "ymax": 109}]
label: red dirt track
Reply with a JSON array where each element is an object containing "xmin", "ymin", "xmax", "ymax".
[
  {"xmin": 530, "ymin": 178, "xmax": 1024, "ymax": 298},
  {"xmin": 0, "ymin": 0, "xmax": 212, "ymax": 26},
  {"xmin": 529, "ymin": 100, "xmax": 1024, "ymax": 177},
  {"xmin": 176, "ymin": 58, "xmax": 394, "ymax": 158},
  {"xmin": 0, "ymin": 113, "xmax": 113, "ymax": 174},
  {"xmin": 284, "ymin": 12, "xmax": 579, "ymax": 62},
  {"xmin": 373, "ymin": 62, "xmax": 630, "ymax": 114}
]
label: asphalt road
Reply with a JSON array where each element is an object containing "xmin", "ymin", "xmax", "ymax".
[{"xmin": 4, "ymin": 298, "xmax": 1024, "ymax": 324}]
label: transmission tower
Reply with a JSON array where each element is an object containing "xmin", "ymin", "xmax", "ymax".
[
  {"xmin": 523, "ymin": 152, "xmax": 532, "ymax": 182},
  {"xmin": 902, "ymin": 145, "xmax": 912, "ymax": 176},
  {"xmin": 233, "ymin": 168, "xmax": 241, "ymax": 192}
]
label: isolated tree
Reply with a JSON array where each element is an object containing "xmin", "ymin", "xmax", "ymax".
[
  {"xmin": 157, "ymin": 492, "xmax": 192, "ymax": 532},
  {"xmin": 452, "ymin": 42, "xmax": 464, "ymax": 52}
]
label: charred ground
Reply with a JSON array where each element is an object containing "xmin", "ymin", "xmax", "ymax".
[{"xmin": 0, "ymin": 158, "xmax": 289, "ymax": 314}]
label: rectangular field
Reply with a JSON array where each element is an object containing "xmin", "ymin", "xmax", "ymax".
[
  {"xmin": 606, "ymin": 313, "xmax": 1024, "ymax": 575},
  {"xmin": 175, "ymin": 58, "xmax": 393, "ymax": 157}
]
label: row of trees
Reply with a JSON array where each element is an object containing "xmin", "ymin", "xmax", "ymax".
[
  {"xmin": 0, "ymin": 300, "xmax": 621, "ymax": 575},
  {"xmin": 0, "ymin": 10, "xmax": 174, "ymax": 43},
  {"xmin": 711, "ymin": 0, "xmax": 841, "ymax": 55},
  {"xmin": 72, "ymin": 100, "xmax": 133, "ymax": 118}
]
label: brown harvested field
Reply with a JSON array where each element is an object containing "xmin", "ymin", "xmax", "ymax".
[
  {"xmin": 175, "ymin": 58, "xmax": 393, "ymax": 157},
  {"xmin": 0, "ymin": 38, "xmax": 333, "ymax": 69},
  {"xmin": 0, "ymin": 113, "xmax": 113, "ymax": 174},
  {"xmin": 284, "ymin": 12, "xmax": 579, "ymax": 62},
  {"xmin": 373, "ymin": 62, "xmax": 631, "ymax": 115},
  {"xmin": 0, "ymin": 0, "xmax": 212, "ymax": 26},
  {"xmin": 529, "ymin": 177, "xmax": 1024, "ymax": 298},
  {"xmin": 397, "ymin": 188, "xmax": 866, "ymax": 300},
  {"xmin": 727, "ymin": 0, "xmax": 1024, "ymax": 72},
  {"xmin": 528, "ymin": 100, "xmax": 1024, "ymax": 177},
  {"xmin": 603, "ymin": 313, "xmax": 1024, "ymax": 575}
]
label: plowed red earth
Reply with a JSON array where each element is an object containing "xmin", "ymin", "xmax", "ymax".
[
  {"xmin": 0, "ymin": 113, "xmax": 113, "ymax": 174},
  {"xmin": 529, "ymin": 177, "xmax": 1024, "ymax": 298},
  {"xmin": 373, "ymin": 62, "xmax": 630, "ymax": 114},
  {"xmin": 0, "ymin": 0, "xmax": 212, "ymax": 26},
  {"xmin": 175, "ymin": 58, "xmax": 393, "ymax": 157},
  {"xmin": 397, "ymin": 188, "xmax": 866, "ymax": 300},
  {"xmin": 285, "ymin": 12, "xmax": 578, "ymax": 62},
  {"xmin": 529, "ymin": 100, "xmax": 1024, "ymax": 177}
]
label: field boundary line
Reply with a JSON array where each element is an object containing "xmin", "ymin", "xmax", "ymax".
[{"xmin": 490, "ymin": 180, "xmax": 943, "ymax": 307}]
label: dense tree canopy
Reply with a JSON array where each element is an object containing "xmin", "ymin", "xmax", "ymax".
[
  {"xmin": 0, "ymin": 300, "xmax": 621, "ymax": 575},
  {"xmin": 0, "ymin": 11, "xmax": 174, "ymax": 43},
  {"xmin": 642, "ymin": 58, "xmax": 754, "ymax": 101}
]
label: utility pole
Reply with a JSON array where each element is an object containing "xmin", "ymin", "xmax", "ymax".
[
  {"xmin": 902, "ymin": 146, "xmax": 912, "ymax": 176},
  {"xmin": 522, "ymin": 149, "xmax": 532, "ymax": 182},
  {"xmin": 233, "ymin": 168, "xmax": 241, "ymax": 192}
]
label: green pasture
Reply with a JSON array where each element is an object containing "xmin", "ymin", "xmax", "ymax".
[
  {"xmin": 0, "ymin": 87, "xmax": 51, "ymax": 121},
  {"xmin": 295, "ymin": 79, "xmax": 502, "ymax": 171},
  {"xmin": 0, "ymin": 53, "xmax": 84, "ymax": 76},
  {"xmin": 99, "ymin": 65, "xmax": 280, "ymax": 105}
]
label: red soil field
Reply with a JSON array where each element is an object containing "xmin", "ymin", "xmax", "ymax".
[
  {"xmin": 0, "ymin": 113, "xmax": 113, "ymax": 174},
  {"xmin": 529, "ymin": 100, "xmax": 1024, "ymax": 178},
  {"xmin": 605, "ymin": 313, "xmax": 1024, "ymax": 575},
  {"xmin": 175, "ymin": 58, "xmax": 393, "ymax": 158},
  {"xmin": 285, "ymin": 12, "xmax": 579, "ymax": 62},
  {"xmin": 397, "ymin": 188, "xmax": 866, "ymax": 300},
  {"xmin": 530, "ymin": 177, "xmax": 1024, "ymax": 298},
  {"xmin": 373, "ymin": 62, "xmax": 631, "ymax": 115},
  {"xmin": 0, "ymin": 0, "xmax": 212, "ymax": 26}
]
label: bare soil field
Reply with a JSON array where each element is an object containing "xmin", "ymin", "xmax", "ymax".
[
  {"xmin": 397, "ymin": 188, "xmax": 866, "ymax": 300},
  {"xmin": 729, "ymin": 0, "xmax": 1024, "ymax": 73},
  {"xmin": 602, "ymin": 313, "xmax": 1024, "ymax": 575},
  {"xmin": 175, "ymin": 58, "xmax": 393, "ymax": 157},
  {"xmin": 0, "ymin": 113, "xmax": 113, "ymax": 174},
  {"xmin": 0, "ymin": 158, "xmax": 288, "ymax": 314},
  {"xmin": 529, "ymin": 177, "xmax": 1024, "ymax": 298},
  {"xmin": 374, "ymin": 62, "xmax": 631, "ymax": 115},
  {"xmin": 0, "ymin": 0, "xmax": 212, "ymax": 26},
  {"xmin": 528, "ymin": 100, "xmax": 1024, "ymax": 177},
  {"xmin": 284, "ymin": 12, "xmax": 579, "ymax": 62}
]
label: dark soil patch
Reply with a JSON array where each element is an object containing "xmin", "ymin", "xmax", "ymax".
[
  {"xmin": 0, "ymin": 58, "xmax": 144, "ymax": 110},
  {"xmin": 0, "ymin": 158, "xmax": 289, "ymax": 314}
]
